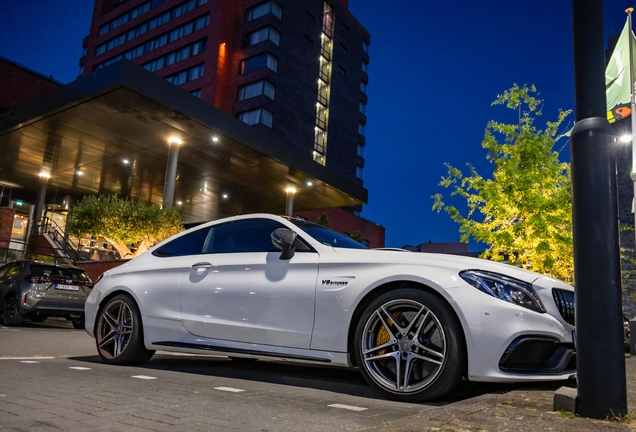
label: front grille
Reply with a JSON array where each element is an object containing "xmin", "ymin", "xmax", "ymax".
[{"xmin": 553, "ymin": 288, "xmax": 575, "ymax": 326}]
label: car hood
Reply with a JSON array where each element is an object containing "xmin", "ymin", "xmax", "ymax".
[{"xmin": 331, "ymin": 247, "xmax": 568, "ymax": 287}]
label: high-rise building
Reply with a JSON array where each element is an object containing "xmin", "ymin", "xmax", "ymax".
[{"xmin": 80, "ymin": 0, "xmax": 370, "ymax": 185}]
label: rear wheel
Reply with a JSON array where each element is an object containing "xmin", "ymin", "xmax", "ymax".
[
  {"xmin": 71, "ymin": 317, "xmax": 85, "ymax": 329},
  {"xmin": 354, "ymin": 289, "xmax": 466, "ymax": 402},
  {"xmin": 96, "ymin": 294, "xmax": 154, "ymax": 365},
  {"xmin": 2, "ymin": 295, "xmax": 23, "ymax": 326}
]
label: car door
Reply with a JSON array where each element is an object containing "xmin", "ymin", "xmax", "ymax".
[{"xmin": 178, "ymin": 218, "xmax": 319, "ymax": 349}]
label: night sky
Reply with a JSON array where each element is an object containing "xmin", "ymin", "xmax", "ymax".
[{"xmin": 0, "ymin": 1, "xmax": 631, "ymax": 248}]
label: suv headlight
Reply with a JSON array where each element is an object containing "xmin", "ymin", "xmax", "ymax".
[{"xmin": 459, "ymin": 270, "xmax": 546, "ymax": 313}]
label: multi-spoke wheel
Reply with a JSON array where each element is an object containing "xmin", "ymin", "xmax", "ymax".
[
  {"xmin": 2, "ymin": 295, "xmax": 23, "ymax": 326},
  {"xmin": 96, "ymin": 294, "xmax": 154, "ymax": 365},
  {"xmin": 354, "ymin": 289, "xmax": 466, "ymax": 402}
]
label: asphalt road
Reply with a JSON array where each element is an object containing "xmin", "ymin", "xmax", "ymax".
[{"xmin": 0, "ymin": 318, "xmax": 634, "ymax": 431}]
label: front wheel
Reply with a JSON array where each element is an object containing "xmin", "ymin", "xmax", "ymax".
[
  {"xmin": 354, "ymin": 289, "xmax": 466, "ymax": 402},
  {"xmin": 95, "ymin": 294, "xmax": 155, "ymax": 365}
]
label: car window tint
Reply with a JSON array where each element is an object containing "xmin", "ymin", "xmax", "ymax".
[
  {"xmin": 205, "ymin": 219, "xmax": 285, "ymax": 253},
  {"xmin": 5, "ymin": 263, "xmax": 22, "ymax": 276},
  {"xmin": 153, "ymin": 227, "xmax": 212, "ymax": 257},
  {"xmin": 287, "ymin": 218, "xmax": 368, "ymax": 249}
]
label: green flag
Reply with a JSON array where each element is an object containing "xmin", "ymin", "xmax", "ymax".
[{"xmin": 606, "ymin": 19, "xmax": 636, "ymax": 123}]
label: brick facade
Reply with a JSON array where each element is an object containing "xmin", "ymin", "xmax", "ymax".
[
  {"xmin": 0, "ymin": 207, "xmax": 15, "ymax": 248},
  {"xmin": 76, "ymin": 259, "xmax": 129, "ymax": 283},
  {"xmin": 294, "ymin": 207, "xmax": 384, "ymax": 248},
  {"xmin": 0, "ymin": 58, "xmax": 61, "ymax": 112},
  {"xmin": 82, "ymin": 0, "xmax": 370, "ymax": 185}
]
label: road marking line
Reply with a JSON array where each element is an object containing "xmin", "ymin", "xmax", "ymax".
[
  {"xmin": 0, "ymin": 356, "xmax": 55, "ymax": 360},
  {"xmin": 69, "ymin": 367, "xmax": 92, "ymax": 370},
  {"xmin": 131, "ymin": 375, "xmax": 158, "ymax": 380},
  {"xmin": 214, "ymin": 387, "xmax": 245, "ymax": 393},
  {"xmin": 20, "ymin": 361, "xmax": 40, "ymax": 364},
  {"xmin": 328, "ymin": 404, "xmax": 368, "ymax": 412}
]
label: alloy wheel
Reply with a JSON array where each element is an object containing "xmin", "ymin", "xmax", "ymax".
[
  {"xmin": 96, "ymin": 300, "xmax": 134, "ymax": 359},
  {"xmin": 360, "ymin": 299, "xmax": 447, "ymax": 394}
]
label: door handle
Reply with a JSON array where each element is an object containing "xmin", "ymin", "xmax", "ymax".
[{"xmin": 192, "ymin": 262, "xmax": 212, "ymax": 270}]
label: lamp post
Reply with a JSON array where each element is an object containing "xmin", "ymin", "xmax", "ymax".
[{"xmin": 285, "ymin": 187, "xmax": 296, "ymax": 217}]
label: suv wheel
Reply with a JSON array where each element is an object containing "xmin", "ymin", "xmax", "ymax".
[{"xmin": 2, "ymin": 295, "xmax": 23, "ymax": 326}]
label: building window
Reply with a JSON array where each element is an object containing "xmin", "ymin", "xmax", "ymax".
[
  {"xmin": 96, "ymin": 1, "xmax": 210, "ymax": 55},
  {"xmin": 359, "ymin": 101, "xmax": 366, "ymax": 114},
  {"xmin": 165, "ymin": 63, "xmax": 204, "ymax": 85},
  {"xmin": 239, "ymin": 108, "xmax": 273, "ymax": 128},
  {"xmin": 303, "ymin": 36, "xmax": 313, "ymax": 47},
  {"xmin": 339, "ymin": 43, "xmax": 347, "ymax": 54},
  {"xmin": 362, "ymin": 40, "xmax": 369, "ymax": 53},
  {"xmin": 338, "ymin": 66, "xmax": 346, "ymax": 76},
  {"xmin": 241, "ymin": 53, "xmax": 278, "ymax": 74},
  {"xmin": 356, "ymin": 165, "xmax": 363, "ymax": 179},
  {"xmin": 246, "ymin": 1, "xmax": 282, "ymax": 22},
  {"xmin": 357, "ymin": 143, "xmax": 364, "ymax": 157},
  {"xmin": 238, "ymin": 80, "xmax": 276, "ymax": 101},
  {"xmin": 98, "ymin": 1, "xmax": 151, "ymax": 36},
  {"xmin": 360, "ymin": 81, "xmax": 367, "ymax": 94},
  {"xmin": 143, "ymin": 39, "xmax": 206, "ymax": 72},
  {"xmin": 244, "ymin": 26, "xmax": 280, "ymax": 47},
  {"xmin": 362, "ymin": 60, "xmax": 368, "ymax": 74},
  {"xmin": 306, "ymin": 11, "xmax": 315, "ymax": 24},
  {"xmin": 358, "ymin": 123, "xmax": 365, "ymax": 136},
  {"xmin": 95, "ymin": 13, "xmax": 210, "ymax": 61},
  {"xmin": 341, "ymin": 22, "xmax": 349, "ymax": 33},
  {"xmin": 190, "ymin": 88, "xmax": 202, "ymax": 98}
]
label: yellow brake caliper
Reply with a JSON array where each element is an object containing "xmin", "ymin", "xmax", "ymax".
[{"xmin": 375, "ymin": 312, "xmax": 402, "ymax": 366}]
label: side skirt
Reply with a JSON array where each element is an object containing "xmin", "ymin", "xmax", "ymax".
[{"xmin": 153, "ymin": 341, "xmax": 332, "ymax": 363}]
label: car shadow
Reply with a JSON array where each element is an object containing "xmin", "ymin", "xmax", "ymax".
[{"xmin": 67, "ymin": 353, "xmax": 576, "ymax": 404}]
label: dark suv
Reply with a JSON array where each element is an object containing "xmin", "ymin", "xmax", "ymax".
[{"xmin": 0, "ymin": 260, "xmax": 93, "ymax": 329}]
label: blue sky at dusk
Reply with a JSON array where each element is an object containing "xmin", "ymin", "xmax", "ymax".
[{"xmin": 0, "ymin": 1, "xmax": 631, "ymax": 248}]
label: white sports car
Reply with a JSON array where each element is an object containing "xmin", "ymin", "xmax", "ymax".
[{"xmin": 85, "ymin": 213, "xmax": 576, "ymax": 402}]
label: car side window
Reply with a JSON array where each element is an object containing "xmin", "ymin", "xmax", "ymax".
[
  {"xmin": 204, "ymin": 219, "xmax": 286, "ymax": 254},
  {"xmin": 153, "ymin": 227, "xmax": 212, "ymax": 257},
  {"xmin": 5, "ymin": 263, "xmax": 21, "ymax": 277}
]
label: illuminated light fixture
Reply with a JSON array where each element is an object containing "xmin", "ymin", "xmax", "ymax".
[
  {"xmin": 222, "ymin": 194, "xmax": 228, "ymax": 199},
  {"xmin": 285, "ymin": 187, "xmax": 297, "ymax": 194},
  {"xmin": 38, "ymin": 172, "xmax": 51, "ymax": 179},
  {"xmin": 177, "ymin": 201, "xmax": 183, "ymax": 205},
  {"xmin": 306, "ymin": 181, "xmax": 313, "ymax": 187},
  {"xmin": 76, "ymin": 170, "xmax": 83, "ymax": 176},
  {"xmin": 620, "ymin": 135, "xmax": 632, "ymax": 143},
  {"xmin": 212, "ymin": 136, "xmax": 219, "ymax": 142},
  {"xmin": 168, "ymin": 137, "xmax": 183, "ymax": 145},
  {"xmin": 122, "ymin": 159, "xmax": 130, "ymax": 164}
]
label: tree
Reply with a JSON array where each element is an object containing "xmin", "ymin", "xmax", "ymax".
[
  {"xmin": 432, "ymin": 84, "xmax": 573, "ymax": 282},
  {"xmin": 350, "ymin": 230, "xmax": 365, "ymax": 244},
  {"xmin": 317, "ymin": 212, "xmax": 330, "ymax": 228},
  {"xmin": 66, "ymin": 195, "xmax": 183, "ymax": 259}
]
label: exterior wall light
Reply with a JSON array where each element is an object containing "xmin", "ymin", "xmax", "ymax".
[
  {"xmin": 38, "ymin": 172, "xmax": 51, "ymax": 179},
  {"xmin": 620, "ymin": 135, "xmax": 632, "ymax": 143},
  {"xmin": 168, "ymin": 137, "xmax": 183, "ymax": 145}
]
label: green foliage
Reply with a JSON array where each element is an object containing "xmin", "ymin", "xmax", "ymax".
[
  {"xmin": 66, "ymin": 195, "xmax": 183, "ymax": 258},
  {"xmin": 432, "ymin": 84, "xmax": 573, "ymax": 282},
  {"xmin": 317, "ymin": 212, "xmax": 330, "ymax": 228},
  {"xmin": 350, "ymin": 230, "xmax": 364, "ymax": 243}
]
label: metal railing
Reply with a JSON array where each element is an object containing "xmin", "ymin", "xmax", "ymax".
[{"xmin": 32, "ymin": 217, "xmax": 89, "ymax": 261}]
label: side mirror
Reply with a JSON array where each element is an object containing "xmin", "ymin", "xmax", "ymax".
[{"xmin": 271, "ymin": 228, "xmax": 297, "ymax": 260}]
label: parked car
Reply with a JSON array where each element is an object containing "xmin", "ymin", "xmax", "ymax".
[
  {"xmin": 0, "ymin": 260, "xmax": 92, "ymax": 329},
  {"xmin": 85, "ymin": 214, "xmax": 576, "ymax": 402}
]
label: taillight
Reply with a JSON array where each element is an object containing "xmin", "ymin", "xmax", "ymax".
[
  {"xmin": 23, "ymin": 294, "xmax": 28, "ymax": 305},
  {"xmin": 25, "ymin": 275, "xmax": 50, "ymax": 283}
]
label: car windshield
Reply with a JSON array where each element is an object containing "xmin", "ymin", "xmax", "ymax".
[{"xmin": 287, "ymin": 218, "xmax": 368, "ymax": 250}]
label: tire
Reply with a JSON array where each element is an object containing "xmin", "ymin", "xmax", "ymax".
[
  {"xmin": 2, "ymin": 295, "xmax": 23, "ymax": 326},
  {"xmin": 29, "ymin": 315, "xmax": 47, "ymax": 323},
  {"xmin": 71, "ymin": 317, "xmax": 85, "ymax": 329},
  {"xmin": 353, "ymin": 289, "xmax": 466, "ymax": 402},
  {"xmin": 95, "ymin": 294, "xmax": 155, "ymax": 365}
]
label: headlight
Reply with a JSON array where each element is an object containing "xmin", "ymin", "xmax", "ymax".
[{"xmin": 459, "ymin": 270, "xmax": 546, "ymax": 313}]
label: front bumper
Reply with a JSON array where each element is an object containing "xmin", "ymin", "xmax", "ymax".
[{"xmin": 447, "ymin": 278, "xmax": 576, "ymax": 382}]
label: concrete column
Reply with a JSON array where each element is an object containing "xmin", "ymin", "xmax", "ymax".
[
  {"xmin": 162, "ymin": 138, "xmax": 182, "ymax": 210},
  {"xmin": 31, "ymin": 173, "xmax": 49, "ymax": 235},
  {"xmin": 285, "ymin": 188, "xmax": 296, "ymax": 217}
]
